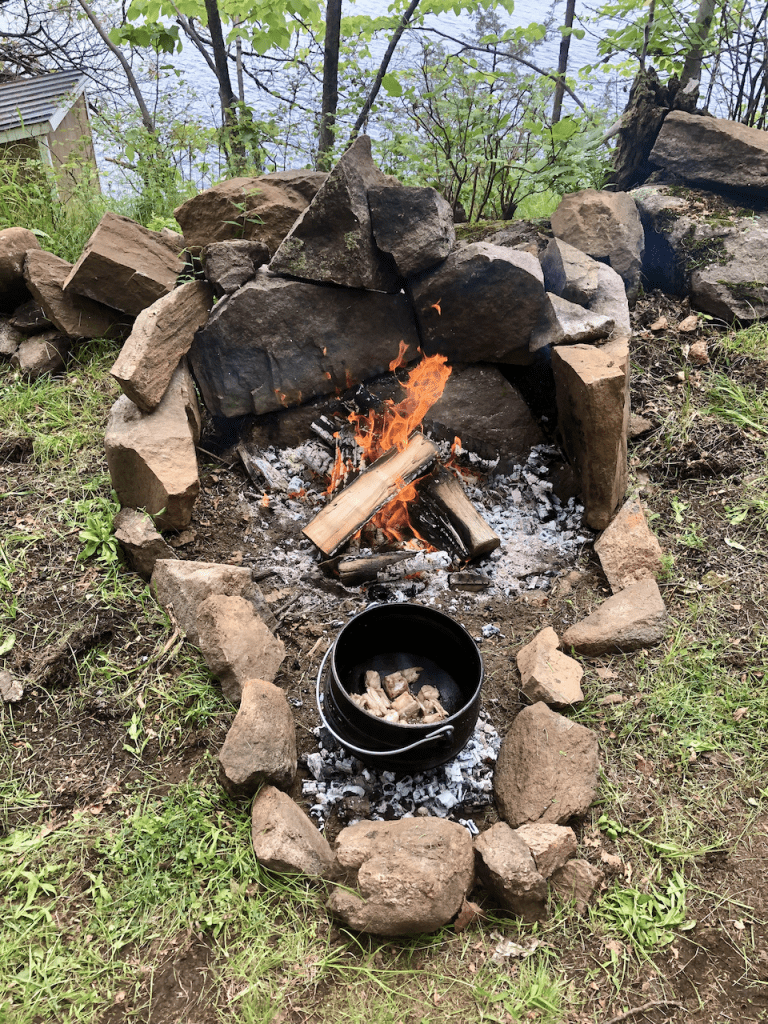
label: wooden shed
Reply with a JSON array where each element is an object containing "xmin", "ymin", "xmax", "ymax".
[{"xmin": 0, "ymin": 70, "xmax": 99, "ymax": 200}]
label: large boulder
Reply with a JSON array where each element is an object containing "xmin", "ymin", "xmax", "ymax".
[
  {"xmin": 104, "ymin": 361, "xmax": 200, "ymax": 530},
  {"xmin": 561, "ymin": 578, "xmax": 669, "ymax": 655},
  {"xmin": 368, "ymin": 185, "xmax": 455, "ymax": 277},
  {"xmin": 409, "ymin": 242, "xmax": 545, "ymax": 365},
  {"xmin": 551, "ymin": 189, "xmax": 645, "ymax": 302},
  {"xmin": 189, "ymin": 272, "xmax": 420, "ymax": 418},
  {"xmin": 270, "ymin": 136, "xmax": 400, "ymax": 291},
  {"xmin": 634, "ymin": 184, "xmax": 768, "ymax": 321},
  {"xmin": 551, "ymin": 333, "xmax": 630, "ymax": 530},
  {"xmin": 23, "ymin": 249, "xmax": 128, "ymax": 340},
  {"xmin": 328, "ymin": 818, "xmax": 475, "ymax": 935},
  {"xmin": 64, "ymin": 212, "xmax": 185, "ymax": 317},
  {"xmin": 540, "ymin": 237, "xmax": 599, "ymax": 305},
  {"xmin": 110, "ymin": 280, "xmax": 213, "ymax": 413},
  {"xmin": 218, "ymin": 678, "xmax": 296, "ymax": 795},
  {"xmin": 194, "ymin": 593, "xmax": 285, "ymax": 703},
  {"xmin": 474, "ymin": 822, "xmax": 548, "ymax": 921},
  {"xmin": 494, "ymin": 702, "xmax": 600, "ymax": 826},
  {"xmin": 649, "ymin": 111, "xmax": 768, "ymax": 200},
  {"xmin": 174, "ymin": 170, "xmax": 327, "ymax": 253},
  {"xmin": 251, "ymin": 786, "xmax": 335, "ymax": 878},
  {"xmin": 151, "ymin": 559, "xmax": 275, "ymax": 645},
  {"xmin": 0, "ymin": 227, "xmax": 40, "ymax": 313}
]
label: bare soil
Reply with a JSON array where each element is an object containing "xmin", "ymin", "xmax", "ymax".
[{"xmin": 2, "ymin": 288, "xmax": 768, "ymax": 1022}]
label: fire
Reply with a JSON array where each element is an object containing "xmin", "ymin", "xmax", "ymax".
[{"xmin": 350, "ymin": 349, "xmax": 452, "ymax": 544}]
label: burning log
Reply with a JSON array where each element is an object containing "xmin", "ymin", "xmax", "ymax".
[
  {"xmin": 333, "ymin": 551, "xmax": 413, "ymax": 585},
  {"xmin": 413, "ymin": 466, "xmax": 501, "ymax": 561},
  {"xmin": 302, "ymin": 432, "xmax": 439, "ymax": 557},
  {"xmin": 349, "ymin": 668, "xmax": 449, "ymax": 725}
]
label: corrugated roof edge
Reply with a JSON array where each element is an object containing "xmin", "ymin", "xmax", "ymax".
[{"xmin": 0, "ymin": 70, "xmax": 88, "ymax": 139}]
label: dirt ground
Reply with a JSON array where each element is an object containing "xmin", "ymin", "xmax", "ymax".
[{"xmin": 2, "ymin": 287, "xmax": 768, "ymax": 1023}]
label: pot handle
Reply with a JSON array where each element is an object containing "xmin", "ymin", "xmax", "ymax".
[{"xmin": 315, "ymin": 647, "xmax": 455, "ymax": 760}]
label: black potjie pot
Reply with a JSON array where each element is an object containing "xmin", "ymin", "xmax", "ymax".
[{"xmin": 316, "ymin": 603, "xmax": 484, "ymax": 773}]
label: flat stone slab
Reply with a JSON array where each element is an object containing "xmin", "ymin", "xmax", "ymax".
[
  {"xmin": 64, "ymin": 212, "xmax": 184, "ymax": 317},
  {"xmin": 190, "ymin": 272, "xmax": 420, "ymax": 418},
  {"xmin": 252, "ymin": 785, "xmax": 335, "ymax": 878},
  {"xmin": 530, "ymin": 292, "xmax": 614, "ymax": 352},
  {"xmin": 540, "ymin": 237, "xmax": 599, "ymax": 306},
  {"xmin": 494, "ymin": 702, "xmax": 600, "ymax": 826},
  {"xmin": 409, "ymin": 242, "xmax": 545, "ymax": 366},
  {"xmin": 517, "ymin": 627, "xmax": 584, "ymax": 708},
  {"xmin": 24, "ymin": 249, "xmax": 129, "ymax": 340},
  {"xmin": 218, "ymin": 678, "xmax": 296, "ymax": 795},
  {"xmin": 111, "ymin": 280, "xmax": 213, "ymax": 412},
  {"xmin": 328, "ymin": 818, "xmax": 474, "ymax": 936},
  {"xmin": 562, "ymin": 578, "xmax": 669, "ymax": 655}
]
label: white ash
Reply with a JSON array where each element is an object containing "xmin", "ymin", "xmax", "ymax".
[{"xmin": 301, "ymin": 712, "xmax": 501, "ymax": 831}]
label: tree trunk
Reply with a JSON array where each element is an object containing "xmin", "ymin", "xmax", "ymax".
[
  {"xmin": 676, "ymin": 0, "xmax": 717, "ymax": 111},
  {"xmin": 552, "ymin": 0, "xmax": 576, "ymax": 124},
  {"xmin": 203, "ymin": 0, "xmax": 246, "ymax": 170},
  {"xmin": 318, "ymin": 0, "xmax": 342, "ymax": 170}
]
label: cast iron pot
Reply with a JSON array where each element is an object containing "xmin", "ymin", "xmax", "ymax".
[{"xmin": 316, "ymin": 602, "xmax": 484, "ymax": 773}]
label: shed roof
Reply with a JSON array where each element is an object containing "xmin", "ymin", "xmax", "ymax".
[{"xmin": 0, "ymin": 70, "xmax": 87, "ymax": 141}]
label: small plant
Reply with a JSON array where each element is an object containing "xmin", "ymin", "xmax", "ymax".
[
  {"xmin": 594, "ymin": 869, "xmax": 694, "ymax": 951},
  {"xmin": 77, "ymin": 496, "xmax": 120, "ymax": 565},
  {"xmin": 122, "ymin": 712, "xmax": 149, "ymax": 757}
]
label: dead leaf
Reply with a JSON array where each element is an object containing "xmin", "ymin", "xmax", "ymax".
[
  {"xmin": 650, "ymin": 316, "xmax": 668, "ymax": 331},
  {"xmin": 595, "ymin": 667, "xmax": 617, "ymax": 681},
  {"xmin": 454, "ymin": 897, "xmax": 485, "ymax": 932},
  {"xmin": 113, "ymin": 990, "xmax": 127, "ymax": 1004},
  {"xmin": 678, "ymin": 314, "xmax": 699, "ymax": 332},
  {"xmin": 599, "ymin": 693, "xmax": 625, "ymax": 705},
  {"xmin": 600, "ymin": 851, "xmax": 624, "ymax": 872},
  {"xmin": 689, "ymin": 339, "xmax": 709, "ymax": 365},
  {"xmin": 733, "ymin": 707, "xmax": 749, "ymax": 722}
]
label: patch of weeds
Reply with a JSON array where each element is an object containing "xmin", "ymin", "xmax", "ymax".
[
  {"xmin": 723, "ymin": 471, "xmax": 768, "ymax": 538},
  {"xmin": 474, "ymin": 958, "xmax": 567, "ymax": 1022},
  {"xmin": 76, "ymin": 494, "xmax": 121, "ymax": 566},
  {"xmin": 593, "ymin": 869, "xmax": 694, "ymax": 952},
  {"xmin": 679, "ymin": 228, "xmax": 730, "ymax": 272},
  {"xmin": 706, "ymin": 373, "xmax": 768, "ymax": 435},
  {"xmin": 720, "ymin": 322, "xmax": 768, "ymax": 361}
]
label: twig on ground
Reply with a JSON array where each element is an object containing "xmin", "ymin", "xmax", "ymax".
[{"xmin": 602, "ymin": 1000, "xmax": 686, "ymax": 1024}]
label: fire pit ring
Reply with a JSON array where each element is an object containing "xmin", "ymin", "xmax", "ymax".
[{"xmin": 316, "ymin": 603, "xmax": 484, "ymax": 773}]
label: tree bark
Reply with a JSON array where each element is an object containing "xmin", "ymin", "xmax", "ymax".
[
  {"xmin": 318, "ymin": 0, "xmax": 342, "ymax": 170},
  {"xmin": 203, "ymin": 0, "xmax": 246, "ymax": 169},
  {"xmin": 676, "ymin": 0, "xmax": 717, "ymax": 111},
  {"xmin": 552, "ymin": 0, "xmax": 576, "ymax": 124}
]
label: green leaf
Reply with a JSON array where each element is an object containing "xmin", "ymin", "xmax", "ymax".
[
  {"xmin": 382, "ymin": 73, "xmax": 403, "ymax": 97},
  {"xmin": 0, "ymin": 632, "xmax": 15, "ymax": 656}
]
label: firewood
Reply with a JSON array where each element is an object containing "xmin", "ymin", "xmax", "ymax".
[
  {"xmin": 302, "ymin": 432, "xmax": 439, "ymax": 557},
  {"xmin": 413, "ymin": 466, "xmax": 501, "ymax": 560},
  {"xmin": 336, "ymin": 551, "xmax": 413, "ymax": 584},
  {"xmin": 237, "ymin": 443, "xmax": 290, "ymax": 492}
]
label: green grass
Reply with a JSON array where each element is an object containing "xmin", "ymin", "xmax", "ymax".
[
  {"xmin": 720, "ymin": 323, "xmax": 768, "ymax": 361},
  {"xmin": 706, "ymin": 373, "xmax": 768, "ymax": 435}
]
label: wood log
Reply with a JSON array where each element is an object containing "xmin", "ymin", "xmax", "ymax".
[
  {"xmin": 413, "ymin": 466, "xmax": 501, "ymax": 561},
  {"xmin": 302, "ymin": 432, "xmax": 438, "ymax": 557},
  {"xmin": 335, "ymin": 551, "xmax": 413, "ymax": 584},
  {"xmin": 237, "ymin": 443, "xmax": 290, "ymax": 492}
]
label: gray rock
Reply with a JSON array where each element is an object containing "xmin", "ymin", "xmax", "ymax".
[
  {"xmin": 11, "ymin": 331, "xmax": 69, "ymax": 377},
  {"xmin": 104, "ymin": 361, "xmax": 199, "ymax": 530},
  {"xmin": 202, "ymin": 239, "xmax": 270, "ymax": 296},
  {"xmin": 328, "ymin": 818, "xmax": 475, "ymax": 936},
  {"xmin": 174, "ymin": 170, "xmax": 327, "ymax": 253},
  {"xmin": 634, "ymin": 183, "xmax": 768, "ymax": 321},
  {"xmin": 474, "ymin": 821, "xmax": 548, "ymax": 921},
  {"xmin": 561, "ymin": 578, "xmax": 669, "ymax": 656},
  {"xmin": 270, "ymin": 136, "xmax": 400, "ymax": 291},
  {"xmin": 409, "ymin": 242, "xmax": 545, "ymax": 365},
  {"xmin": 218, "ymin": 678, "xmax": 296, "ymax": 795},
  {"xmin": 552, "ymin": 334, "xmax": 630, "ymax": 530},
  {"xmin": 587, "ymin": 263, "xmax": 632, "ymax": 337},
  {"xmin": 0, "ymin": 226, "xmax": 39, "ymax": 313},
  {"xmin": 0, "ymin": 670, "xmax": 23, "ymax": 702},
  {"xmin": 530, "ymin": 292, "xmax": 614, "ymax": 352},
  {"xmin": 252, "ymin": 785, "xmax": 336, "ymax": 878},
  {"xmin": 540, "ymin": 237, "xmax": 599, "ymax": 305},
  {"xmin": 114, "ymin": 508, "xmax": 176, "ymax": 580},
  {"xmin": 10, "ymin": 299, "xmax": 51, "ymax": 334},
  {"xmin": 189, "ymin": 272, "xmax": 420, "ymax": 418},
  {"xmin": 151, "ymin": 558, "xmax": 276, "ymax": 645},
  {"xmin": 551, "ymin": 189, "xmax": 644, "ymax": 302},
  {"xmin": 110, "ymin": 281, "xmax": 213, "ymax": 413},
  {"xmin": 494, "ymin": 702, "xmax": 600, "ymax": 826},
  {"xmin": 650, "ymin": 110, "xmax": 768, "ymax": 199},
  {"xmin": 368, "ymin": 185, "xmax": 455, "ymax": 277},
  {"xmin": 0, "ymin": 317, "xmax": 24, "ymax": 357}
]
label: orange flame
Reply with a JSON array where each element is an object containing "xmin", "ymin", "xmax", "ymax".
[{"xmin": 389, "ymin": 340, "xmax": 410, "ymax": 372}]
